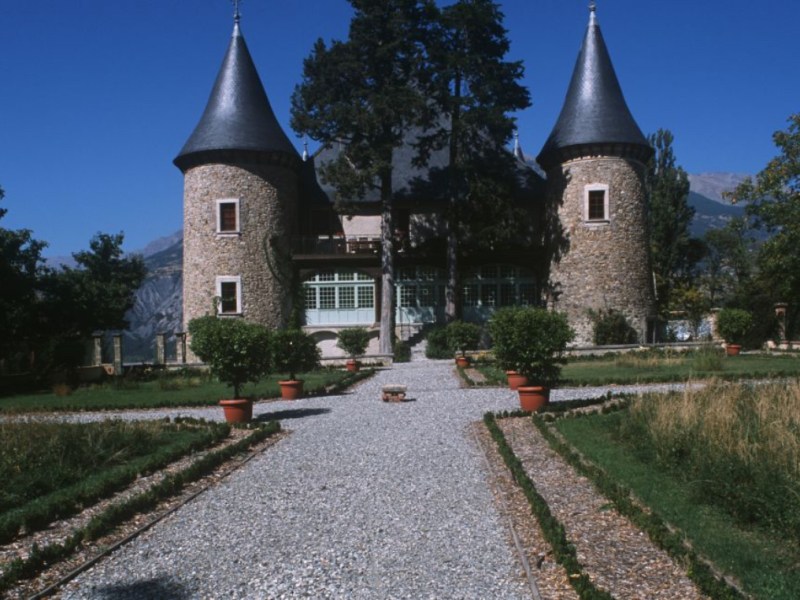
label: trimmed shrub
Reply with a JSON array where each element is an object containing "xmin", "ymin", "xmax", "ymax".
[
  {"xmin": 488, "ymin": 306, "xmax": 574, "ymax": 386},
  {"xmin": 716, "ymin": 308, "xmax": 753, "ymax": 345},
  {"xmin": 590, "ymin": 309, "xmax": 638, "ymax": 345},
  {"xmin": 336, "ymin": 327, "xmax": 371, "ymax": 359},
  {"xmin": 272, "ymin": 329, "xmax": 321, "ymax": 380},
  {"xmin": 445, "ymin": 321, "xmax": 482, "ymax": 356},
  {"xmin": 188, "ymin": 316, "xmax": 272, "ymax": 398},
  {"xmin": 425, "ymin": 327, "xmax": 451, "ymax": 359}
]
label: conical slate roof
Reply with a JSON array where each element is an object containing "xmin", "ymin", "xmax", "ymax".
[
  {"xmin": 537, "ymin": 7, "xmax": 650, "ymax": 169},
  {"xmin": 174, "ymin": 18, "xmax": 298, "ymax": 171}
]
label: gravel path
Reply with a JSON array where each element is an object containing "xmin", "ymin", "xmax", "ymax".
[
  {"xmin": 51, "ymin": 364, "xmax": 700, "ymax": 599},
  {"xmin": 61, "ymin": 360, "xmax": 532, "ymax": 599}
]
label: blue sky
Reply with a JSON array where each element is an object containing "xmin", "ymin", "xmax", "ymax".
[{"xmin": 1, "ymin": 0, "xmax": 797, "ymax": 258}]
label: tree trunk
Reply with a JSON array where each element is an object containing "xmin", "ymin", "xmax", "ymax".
[
  {"xmin": 445, "ymin": 74, "xmax": 462, "ymax": 323},
  {"xmin": 379, "ymin": 174, "xmax": 395, "ymax": 355}
]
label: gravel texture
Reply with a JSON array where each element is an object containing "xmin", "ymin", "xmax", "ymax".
[
  {"xmin": 51, "ymin": 363, "xmax": 701, "ymax": 599},
  {"xmin": 61, "ymin": 360, "xmax": 532, "ymax": 599}
]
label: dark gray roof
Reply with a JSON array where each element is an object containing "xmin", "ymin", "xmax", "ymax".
[
  {"xmin": 174, "ymin": 20, "xmax": 298, "ymax": 171},
  {"xmin": 537, "ymin": 8, "xmax": 650, "ymax": 169}
]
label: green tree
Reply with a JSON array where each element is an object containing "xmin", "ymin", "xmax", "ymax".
[
  {"xmin": 646, "ymin": 129, "xmax": 699, "ymax": 312},
  {"xmin": 422, "ymin": 0, "xmax": 531, "ymax": 320},
  {"xmin": 700, "ymin": 217, "xmax": 754, "ymax": 306},
  {"xmin": 732, "ymin": 113, "xmax": 800, "ymax": 337},
  {"xmin": 188, "ymin": 316, "xmax": 272, "ymax": 399},
  {"xmin": 0, "ymin": 186, "xmax": 48, "ymax": 366},
  {"xmin": 42, "ymin": 233, "xmax": 147, "ymax": 340},
  {"xmin": 291, "ymin": 0, "xmax": 436, "ymax": 354}
]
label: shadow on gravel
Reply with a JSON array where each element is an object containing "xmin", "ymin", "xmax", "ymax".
[
  {"xmin": 93, "ymin": 576, "xmax": 188, "ymax": 599},
  {"xmin": 257, "ymin": 407, "xmax": 331, "ymax": 421}
]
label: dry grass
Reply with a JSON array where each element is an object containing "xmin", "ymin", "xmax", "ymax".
[{"xmin": 635, "ymin": 381, "xmax": 800, "ymax": 479}]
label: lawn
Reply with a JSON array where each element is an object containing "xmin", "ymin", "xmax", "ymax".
[
  {"xmin": 551, "ymin": 383, "xmax": 800, "ymax": 599},
  {"xmin": 0, "ymin": 418, "xmax": 228, "ymax": 543},
  {"xmin": 472, "ymin": 350, "xmax": 800, "ymax": 387},
  {"xmin": 0, "ymin": 368, "xmax": 371, "ymax": 413}
]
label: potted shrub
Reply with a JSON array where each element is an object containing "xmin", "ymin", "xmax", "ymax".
[
  {"xmin": 446, "ymin": 321, "xmax": 482, "ymax": 367},
  {"xmin": 188, "ymin": 316, "xmax": 272, "ymax": 422},
  {"xmin": 272, "ymin": 329, "xmax": 321, "ymax": 399},
  {"xmin": 489, "ymin": 307, "xmax": 574, "ymax": 411},
  {"xmin": 336, "ymin": 327, "xmax": 371, "ymax": 372},
  {"xmin": 716, "ymin": 308, "xmax": 753, "ymax": 356}
]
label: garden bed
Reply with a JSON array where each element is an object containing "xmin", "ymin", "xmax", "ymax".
[{"xmin": 0, "ymin": 419, "xmax": 283, "ymax": 598}]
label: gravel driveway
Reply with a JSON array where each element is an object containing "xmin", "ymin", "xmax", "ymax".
[{"xmin": 61, "ymin": 360, "xmax": 533, "ymax": 599}]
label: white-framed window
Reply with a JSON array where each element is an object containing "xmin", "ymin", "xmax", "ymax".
[
  {"xmin": 584, "ymin": 184, "xmax": 609, "ymax": 222},
  {"xmin": 216, "ymin": 198, "xmax": 240, "ymax": 234},
  {"xmin": 215, "ymin": 276, "xmax": 242, "ymax": 315}
]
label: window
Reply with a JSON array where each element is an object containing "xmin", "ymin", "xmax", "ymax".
[
  {"xmin": 215, "ymin": 276, "xmax": 242, "ymax": 314},
  {"xmin": 400, "ymin": 285, "xmax": 417, "ymax": 308},
  {"xmin": 304, "ymin": 287, "xmax": 317, "ymax": 310},
  {"xmin": 339, "ymin": 286, "xmax": 355, "ymax": 309},
  {"xmin": 216, "ymin": 199, "xmax": 240, "ymax": 233},
  {"xmin": 463, "ymin": 284, "xmax": 479, "ymax": 307},
  {"xmin": 584, "ymin": 184, "xmax": 609, "ymax": 222},
  {"xmin": 358, "ymin": 286, "xmax": 374, "ymax": 308},
  {"xmin": 319, "ymin": 287, "xmax": 336, "ymax": 309}
]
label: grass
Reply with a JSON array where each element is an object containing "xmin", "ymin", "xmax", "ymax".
[
  {"xmin": 0, "ymin": 368, "xmax": 372, "ymax": 413},
  {"xmin": 553, "ymin": 390, "xmax": 800, "ymax": 599},
  {"xmin": 472, "ymin": 350, "xmax": 800, "ymax": 387},
  {"xmin": 0, "ymin": 418, "xmax": 228, "ymax": 542}
]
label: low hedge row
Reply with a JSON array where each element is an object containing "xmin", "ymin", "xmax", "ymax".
[
  {"xmin": 0, "ymin": 421, "xmax": 280, "ymax": 595},
  {"xmin": 532, "ymin": 413, "xmax": 745, "ymax": 600},
  {"xmin": 483, "ymin": 412, "xmax": 613, "ymax": 599},
  {"xmin": 0, "ymin": 419, "xmax": 230, "ymax": 544}
]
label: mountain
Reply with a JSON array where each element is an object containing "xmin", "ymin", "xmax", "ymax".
[
  {"xmin": 687, "ymin": 172, "xmax": 749, "ymax": 204},
  {"xmin": 687, "ymin": 191, "xmax": 745, "ymax": 236},
  {"xmin": 122, "ymin": 234, "xmax": 183, "ymax": 362}
]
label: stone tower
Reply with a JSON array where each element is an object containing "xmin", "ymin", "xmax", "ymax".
[
  {"xmin": 537, "ymin": 5, "xmax": 654, "ymax": 345},
  {"xmin": 175, "ymin": 13, "xmax": 301, "ymax": 340}
]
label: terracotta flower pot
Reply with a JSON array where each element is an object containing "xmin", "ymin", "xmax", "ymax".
[
  {"xmin": 456, "ymin": 356, "xmax": 470, "ymax": 368},
  {"xmin": 346, "ymin": 359, "xmax": 359, "ymax": 372},
  {"xmin": 505, "ymin": 370, "xmax": 529, "ymax": 391},
  {"xmin": 279, "ymin": 380, "xmax": 304, "ymax": 400},
  {"xmin": 726, "ymin": 344, "xmax": 742, "ymax": 356},
  {"xmin": 518, "ymin": 386, "xmax": 550, "ymax": 412},
  {"xmin": 219, "ymin": 399, "xmax": 253, "ymax": 423}
]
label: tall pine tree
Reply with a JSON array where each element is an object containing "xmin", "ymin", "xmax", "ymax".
[
  {"xmin": 422, "ymin": 0, "xmax": 530, "ymax": 320},
  {"xmin": 291, "ymin": 0, "xmax": 436, "ymax": 354},
  {"xmin": 646, "ymin": 129, "xmax": 697, "ymax": 313}
]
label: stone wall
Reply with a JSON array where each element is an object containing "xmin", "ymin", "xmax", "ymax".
[
  {"xmin": 183, "ymin": 162, "xmax": 297, "ymax": 357},
  {"xmin": 546, "ymin": 155, "xmax": 655, "ymax": 345}
]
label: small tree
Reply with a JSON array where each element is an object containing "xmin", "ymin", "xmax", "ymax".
[
  {"xmin": 716, "ymin": 308, "xmax": 753, "ymax": 346},
  {"xmin": 188, "ymin": 316, "xmax": 272, "ymax": 399},
  {"xmin": 489, "ymin": 307, "xmax": 574, "ymax": 387},
  {"xmin": 272, "ymin": 329, "xmax": 321, "ymax": 381},
  {"xmin": 336, "ymin": 327, "xmax": 371, "ymax": 360},
  {"xmin": 445, "ymin": 320, "xmax": 481, "ymax": 357}
]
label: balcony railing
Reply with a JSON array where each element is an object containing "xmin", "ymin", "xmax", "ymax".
[{"xmin": 292, "ymin": 235, "xmax": 381, "ymax": 256}]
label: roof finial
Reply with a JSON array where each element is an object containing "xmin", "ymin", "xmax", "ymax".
[
  {"xmin": 589, "ymin": 1, "xmax": 597, "ymax": 13},
  {"xmin": 232, "ymin": 0, "xmax": 242, "ymax": 24},
  {"xmin": 302, "ymin": 140, "xmax": 309, "ymax": 162},
  {"xmin": 513, "ymin": 130, "xmax": 524, "ymax": 161}
]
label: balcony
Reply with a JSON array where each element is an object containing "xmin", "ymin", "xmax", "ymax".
[{"xmin": 292, "ymin": 235, "xmax": 381, "ymax": 257}]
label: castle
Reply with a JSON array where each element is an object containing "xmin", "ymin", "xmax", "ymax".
[{"xmin": 174, "ymin": 6, "xmax": 655, "ymax": 356}]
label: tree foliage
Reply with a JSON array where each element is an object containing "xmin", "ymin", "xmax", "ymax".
[
  {"xmin": 732, "ymin": 113, "xmax": 800, "ymax": 337},
  {"xmin": 488, "ymin": 307, "xmax": 574, "ymax": 386},
  {"xmin": 0, "ymin": 187, "xmax": 48, "ymax": 363},
  {"xmin": 272, "ymin": 329, "xmax": 321, "ymax": 381},
  {"xmin": 291, "ymin": 0, "xmax": 437, "ymax": 354},
  {"xmin": 188, "ymin": 316, "xmax": 272, "ymax": 399},
  {"xmin": 422, "ymin": 0, "xmax": 531, "ymax": 318},
  {"xmin": 336, "ymin": 327, "xmax": 371, "ymax": 359},
  {"xmin": 42, "ymin": 233, "xmax": 147, "ymax": 340},
  {"xmin": 647, "ymin": 129, "xmax": 700, "ymax": 312}
]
